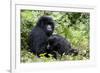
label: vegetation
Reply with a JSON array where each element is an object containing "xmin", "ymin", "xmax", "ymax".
[{"xmin": 20, "ymin": 10, "xmax": 90, "ymax": 63}]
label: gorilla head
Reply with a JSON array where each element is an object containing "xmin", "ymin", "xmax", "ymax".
[{"xmin": 36, "ymin": 16, "xmax": 55, "ymax": 36}]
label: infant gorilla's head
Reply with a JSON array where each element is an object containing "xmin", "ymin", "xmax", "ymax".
[
  {"xmin": 47, "ymin": 35, "xmax": 78, "ymax": 58},
  {"xmin": 36, "ymin": 16, "xmax": 55, "ymax": 36}
]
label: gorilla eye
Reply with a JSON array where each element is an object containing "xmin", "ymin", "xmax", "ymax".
[{"xmin": 47, "ymin": 25, "xmax": 52, "ymax": 31}]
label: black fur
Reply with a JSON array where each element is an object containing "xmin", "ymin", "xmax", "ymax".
[
  {"xmin": 47, "ymin": 34, "xmax": 78, "ymax": 59},
  {"xmin": 29, "ymin": 16, "xmax": 55, "ymax": 57}
]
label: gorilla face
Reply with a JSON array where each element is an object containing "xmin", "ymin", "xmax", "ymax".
[
  {"xmin": 36, "ymin": 16, "xmax": 55, "ymax": 36},
  {"xmin": 46, "ymin": 25, "xmax": 52, "ymax": 31}
]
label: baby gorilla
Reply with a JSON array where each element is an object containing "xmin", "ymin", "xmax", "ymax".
[{"xmin": 47, "ymin": 34, "xmax": 78, "ymax": 59}]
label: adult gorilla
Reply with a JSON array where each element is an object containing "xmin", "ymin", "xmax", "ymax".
[{"xmin": 29, "ymin": 16, "xmax": 55, "ymax": 57}]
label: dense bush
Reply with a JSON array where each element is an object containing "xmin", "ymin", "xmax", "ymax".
[{"xmin": 21, "ymin": 10, "xmax": 90, "ymax": 63}]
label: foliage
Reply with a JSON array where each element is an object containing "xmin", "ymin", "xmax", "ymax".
[{"xmin": 20, "ymin": 10, "xmax": 90, "ymax": 62}]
